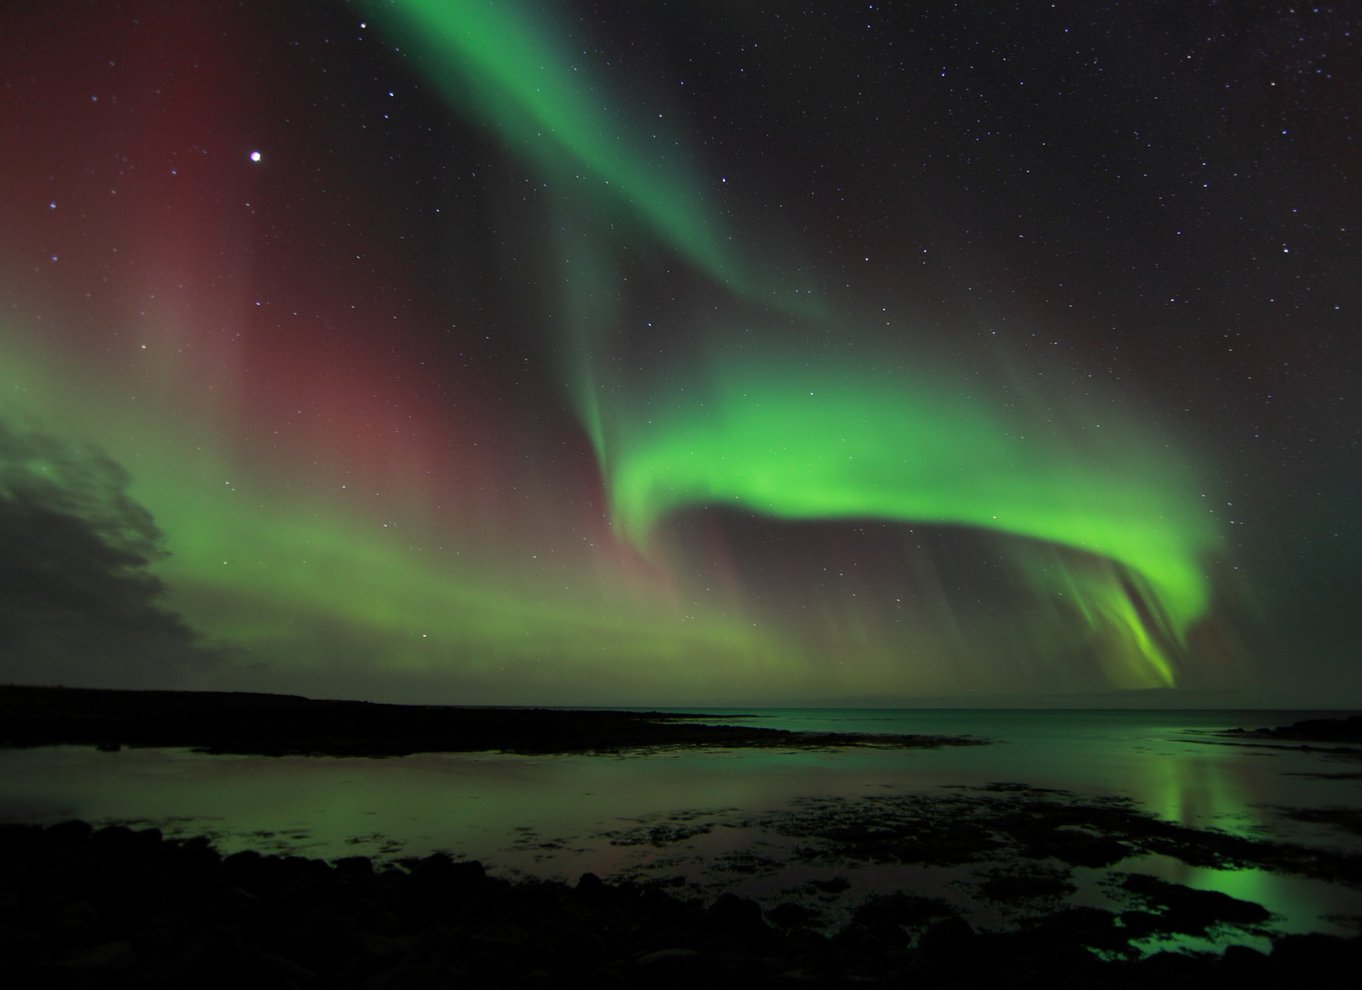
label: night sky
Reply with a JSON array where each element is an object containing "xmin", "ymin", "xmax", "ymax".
[{"xmin": 2, "ymin": 1, "xmax": 1358, "ymax": 706}]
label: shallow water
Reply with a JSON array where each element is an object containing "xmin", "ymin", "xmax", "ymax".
[{"xmin": 3, "ymin": 708, "xmax": 1360, "ymax": 950}]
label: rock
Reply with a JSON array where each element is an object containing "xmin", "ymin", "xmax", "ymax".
[
  {"xmin": 831, "ymin": 918, "xmax": 906, "ymax": 956},
  {"xmin": 223, "ymin": 848, "xmax": 271, "ymax": 894},
  {"xmin": 1121, "ymin": 874, "xmax": 1270, "ymax": 933},
  {"xmin": 56, "ymin": 938, "xmax": 137, "ymax": 971},
  {"xmin": 766, "ymin": 902, "xmax": 819, "ymax": 929},
  {"xmin": 45, "ymin": 820, "xmax": 93, "ymax": 845},
  {"xmin": 357, "ymin": 930, "xmax": 415, "ymax": 959},
  {"xmin": 470, "ymin": 922, "xmax": 527, "ymax": 951},
  {"xmin": 574, "ymin": 965, "xmax": 627, "ymax": 990},
  {"xmin": 336, "ymin": 855, "xmax": 375, "ymax": 877},
  {"xmin": 853, "ymin": 891, "xmax": 952, "ymax": 928},
  {"xmin": 917, "ymin": 915, "xmax": 975, "ymax": 959},
  {"xmin": 768, "ymin": 969, "xmax": 822, "ymax": 986},
  {"xmin": 129, "ymin": 917, "xmax": 182, "ymax": 960},
  {"xmin": 575, "ymin": 872, "xmax": 606, "ymax": 897},
  {"xmin": 806, "ymin": 876, "xmax": 850, "ymax": 894},
  {"xmin": 239, "ymin": 950, "xmax": 315, "ymax": 988},
  {"xmin": 549, "ymin": 931, "xmax": 608, "ymax": 975},
  {"xmin": 215, "ymin": 885, "xmax": 261, "ymax": 920},
  {"xmin": 363, "ymin": 961, "xmax": 452, "ymax": 990},
  {"xmin": 1026, "ymin": 829, "xmax": 1130, "ymax": 867},
  {"xmin": 408, "ymin": 853, "xmax": 485, "ymax": 908},
  {"xmin": 358, "ymin": 903, "xmax": 407, "ymax": 938},
  {"xmin": 178, "ymin": 834, "xmax": 224, "ymax": 875},
  {"xmin": 515, "ymin": 969, "xmax": 555, "ymax": 989},
  {"xmin": 92, "ymin": 823, "xmax": 163, "ymax": 857},
  {"xmin": 633, "ymin": 946, "xmax": 699, "ymax": 968},
  {"xmin": 173, "ymin": 921, "xmax": 247, "ymax": 974},
  {"xmin": 54, "ymin": 898, "xmax": 99, "ymax": 931},
  {"xmin": 466, "ymin": 945, "xmax": 517, "ymax": 985},
  {"xmin": 286, "ymin": 902, "xmax": 361, "ymax": 968},
  {"xmin": 1269, "ymin": 932, "xmax": 1362, "ymax": 983},
  {"xmin": 708, "ymin": 892, "xmax": 765, "ymax": 932},
  {"xmin": 1220, "ymin": 942, "xmax": 1268, "ymax": 976}
]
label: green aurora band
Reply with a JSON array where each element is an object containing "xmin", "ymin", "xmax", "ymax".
[
  {"xmin": 594, "ymin": 344, "xmax": 1218, "ymax": 687},
  {"xmin": 361, "ymin": 0, "xmax": 1222, "ymax": 688},
  {"xmin": 0, "ymin": 1, "xmax": 1228, "ymax": 699}
]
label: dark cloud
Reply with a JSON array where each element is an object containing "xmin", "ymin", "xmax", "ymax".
[{"xmin": 0, "ymin": 420, "xmax": 223, "ymax": 686}]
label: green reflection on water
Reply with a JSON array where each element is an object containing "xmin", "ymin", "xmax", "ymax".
[{"xmin": 2, "ymin": 711, "xmax": 1361, "ymax": 954}]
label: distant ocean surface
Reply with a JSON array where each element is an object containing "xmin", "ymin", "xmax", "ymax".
[{"xmin": 4, "ymin": 708, "xmax": 1361, "ymax": 950}]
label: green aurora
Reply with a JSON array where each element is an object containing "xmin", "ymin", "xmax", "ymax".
[
  {"xmin": 356, "ymin": 0, "xmax": 1222, "ymax": 690},
  {"xmin": 0, "ymin": 0, "xmax": 1261, "ymax": 702},
  {"xmin": 596, "ymin": 343, "xmax": 1218, "ymax": 687}
]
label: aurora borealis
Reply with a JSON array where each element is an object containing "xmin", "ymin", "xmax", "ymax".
[{"xmin": 1, "ymin": 1, "xmax": 1357, "ymax": 705}]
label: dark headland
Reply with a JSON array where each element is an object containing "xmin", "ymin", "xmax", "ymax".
[
  {"xmin": 0, "ymin": 685, "xmax": 983, "ymax": 757},
  {"xmin": 1225, "ymin": 714, "xmax": 1362, "ymax": 745}
]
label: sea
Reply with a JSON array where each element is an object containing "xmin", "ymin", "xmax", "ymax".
[{"xmin": 3, "ymin": 708, "xmax": 1361, "ymax": 954}]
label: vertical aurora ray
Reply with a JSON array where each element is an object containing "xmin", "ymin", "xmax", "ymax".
[
  {"xmin": 352, "ymin": 0, "xmax": 775, "ymax": 302},
  {"xmin": 353, "ymin": 0, "xmax": 830, "ymax": 443}
]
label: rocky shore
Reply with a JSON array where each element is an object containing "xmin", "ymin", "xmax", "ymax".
[
  {"xmin": 0, "ymin": 686, "xmax": 983, "ymax": 757},
  {"xmin": 1225, "ymin": 714, "xmax": 1362, "ymax": 745},
  {"xmin": 2, "ymin": 820, "xmax": 1360, "ymax": 989}
]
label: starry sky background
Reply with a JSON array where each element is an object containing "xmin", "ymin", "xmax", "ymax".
[{"xmin": 1, "ymin": 0, "xmax": 1357, "ymax": 706}]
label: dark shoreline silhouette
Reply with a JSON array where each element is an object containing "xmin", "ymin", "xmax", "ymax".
[
  {"xmin": 1226, "ymin": 714, "xmax": 1362, "ymax": 744},
  {"xmin": 2, "ymin": 820, "xmax": 1359, "ymax": 988},
  {"xmin": 0, "ymin": 686, "xmax": 985, "ymax": 757}
]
